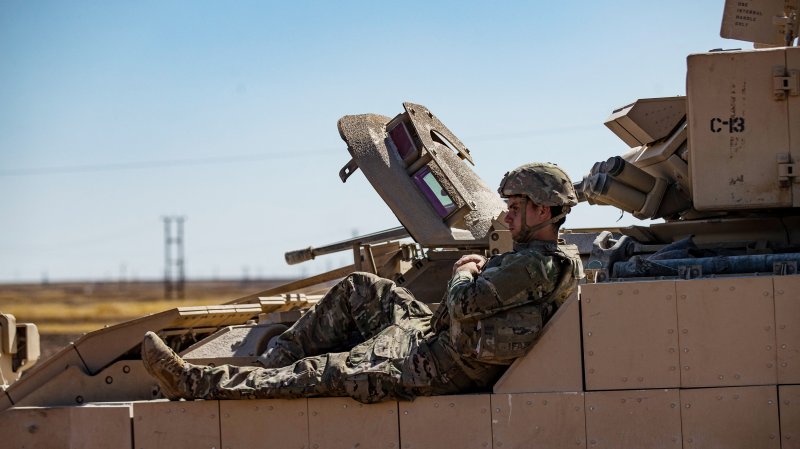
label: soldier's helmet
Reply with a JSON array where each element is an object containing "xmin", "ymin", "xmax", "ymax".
[{"xmin": 498, "ymin": 162, "xmax": 578, "ymax": 207}]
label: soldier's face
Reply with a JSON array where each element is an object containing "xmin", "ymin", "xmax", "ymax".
[{"xmin": 504, "ymin": 196, "xmax": 549, "ymax": 241}]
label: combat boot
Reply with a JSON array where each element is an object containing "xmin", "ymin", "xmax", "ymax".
[{"xmin": 141, "ymin": 331, "xmax": 202, "ymax": 400}]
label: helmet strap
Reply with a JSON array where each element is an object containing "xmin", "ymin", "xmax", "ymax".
[{"xmin": 516, "ymin": 199, "xmax": 571, "ymax": 243}]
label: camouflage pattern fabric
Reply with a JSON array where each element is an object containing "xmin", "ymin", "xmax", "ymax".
[
  {"xmin": 498, "ymin": 162, "xmax": 578, "ymax": 207},
  {"xmin": 174, "ymin": 242, "xmax": 581, "ymax": 404}
]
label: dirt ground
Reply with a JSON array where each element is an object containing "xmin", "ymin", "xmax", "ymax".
[{"xmin": 0, "ymin": 279, "xmax": 295, "ymax": 362}]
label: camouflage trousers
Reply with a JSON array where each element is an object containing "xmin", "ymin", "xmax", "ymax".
[{"xmin": 183, "ymin": 272, "xmax": 470, "ymax": 403}]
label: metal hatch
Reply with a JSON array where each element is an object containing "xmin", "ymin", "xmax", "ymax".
[{"xmin": 337, "ymin": 102, "xmax": 506, "ymax": 248}]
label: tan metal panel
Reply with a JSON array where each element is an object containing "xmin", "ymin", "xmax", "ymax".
[
  {"xmin": 0, "ymin": 407, "xmax": 72, "ymax": 449},
  {"xmin": 585, "ymin": 389, "xmax": 681, "ymax": 449},
  {"xmin": 69, "ymin": 405, "xmax": 133, "ymax": 449},
  {"xmin": 790, "ymin": 47, "xmax": 800, "ymax": 206},
  {"xmin": 399, "ymin": 394, "xmax": 491, "ymax": 449},
  {"xmin": 780, "ymin": 385, "xmax": 800, "ymax": 449},
  {"xmin": 0, "ymin": 390, "xmax": 11, "ymax": 412},
  {"xmin": 680, "ymin": 386, "xmax": 780, "ymax": 449},
  {"xmin": 582, "ymin": 281, "xmax": 679, "ymax": 390},
  {"xmin": 220, "ymin": 399, "xmax": 308, "ymax": 449},
  {"xmin": 308, "ymin": 397, "xmax": 398, "ymax": 449},
  {"xmin": 491, "ymin": 392, "xmax": 586, "ymax": 449},
  {"xmin": 0, "ymin": 405, "xmax": 133, "ymax": 449},
  {"xmin": 6, "ymin": 345, "xmax": 86, "ymax": 405},
  {"xmin": 775, "ymin": 276, "xmax": 800, "ymax": 384},
  {"xmin": 16, "ymin": 360, "xmax": 154, "ymax": 407},
  {"xmin": 493, "ymin": 292, "xmax": 583, "ymax": 393},
  {"xmin": 676, "ymin": 277, "xmax": 777, "ymax": 387},
  {"xmin": 687, "ymin": 49, "xmax": 791, "ymax": 210},
  {"xmin": 133, "ymin": 400, "xmax": 221, "ymax": 449}
]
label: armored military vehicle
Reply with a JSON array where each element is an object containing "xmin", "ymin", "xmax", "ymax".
[{"xmin": 1, "ymin": 0, "xmax": 799, "ymax": 447}]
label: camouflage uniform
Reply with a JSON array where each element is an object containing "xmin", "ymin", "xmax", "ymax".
[
  {"xmin": 143, "ymin": 161, "xmax": 583, "ymax": 403},
  {"xmin": 163, "ymin": 241, "xmax": 581, "ymax": 404}
]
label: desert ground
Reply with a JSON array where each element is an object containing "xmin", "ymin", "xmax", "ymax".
[{"xmin": 0, "ymin": 279, "xmax": 295, "ymax": 362}]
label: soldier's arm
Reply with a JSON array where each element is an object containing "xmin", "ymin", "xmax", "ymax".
[{"xmin": 445, "ymin": 251, "xmax": 560, "ymax": 322}]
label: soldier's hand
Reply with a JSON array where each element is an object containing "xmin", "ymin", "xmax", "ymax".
[{"xmin": 453, "ymin": 254, "xmax": 487, "ymax": 275}]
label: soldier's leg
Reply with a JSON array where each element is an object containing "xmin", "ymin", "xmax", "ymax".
[
  {"xmin": 143, "ymin": 330, "xmax": 332, "ymax": 400},
  {"xmin": 260, "ymin": 272, "xmax": 432, "ymax": 368}
]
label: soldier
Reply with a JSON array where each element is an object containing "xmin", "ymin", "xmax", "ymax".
[{"xmin": 142, "ymin": 162, "xmax": 583, "ymax": 403}]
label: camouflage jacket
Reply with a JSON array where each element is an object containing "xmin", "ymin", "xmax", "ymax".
[{"xmin": 431, "ymin": 239, "xmax": 583, "ymax": 369}]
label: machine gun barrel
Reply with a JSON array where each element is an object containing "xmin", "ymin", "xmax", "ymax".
[{"xmin": 284, "ymin": 226, "xmax": 410, "ymax": 265}]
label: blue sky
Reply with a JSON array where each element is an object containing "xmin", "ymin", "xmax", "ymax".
[{"xmin": 0, "ymin": 1, "xmax": 737, "ymax": 282}]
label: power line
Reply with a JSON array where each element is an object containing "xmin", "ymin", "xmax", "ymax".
[
  {"xmin": 0, "ymin": 123, "xmax": 600, "ymax": 177},
  {"xmin": 0, "ymin": 149, "xmax": 336, "ymax": 177}
]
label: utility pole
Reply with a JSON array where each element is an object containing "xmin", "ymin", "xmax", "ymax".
[{"xmin": 162, "ymin": 216, "xmax": 186, "ymax": 299}]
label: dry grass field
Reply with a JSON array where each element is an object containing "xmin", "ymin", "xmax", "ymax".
[{"xmin": 0, "ymin": 279, "xmax": 295, "ymax": 360}]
